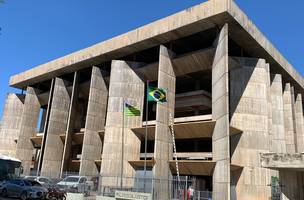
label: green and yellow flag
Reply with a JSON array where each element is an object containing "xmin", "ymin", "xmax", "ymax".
[
  {"xmin": 148, "ymin": 86, "xmax": 167, "ymax": 102},
  {"xmin": 124, "ymin": 102, "xmax": 141, "ymax": 116}
]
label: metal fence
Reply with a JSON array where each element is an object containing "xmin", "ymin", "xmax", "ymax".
[
  {"xmin": 97, "ymin": 175, "xmax": 212, "ymax": 200},
  {"xmin": 26, "ymin": 171, "xmax": 213, "ymax": 199}
]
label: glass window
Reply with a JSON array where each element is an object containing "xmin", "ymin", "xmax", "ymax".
[
  {"xmin": 39, "ymin": 178, "xmax": 48, "ymax": 183},
  {"xmin": 79, "ymin": 178, "xmax": 86, "ymax": 183},
  {"xmin": 64, "ymin": 177, "xmax": 79, "ymax": 182},
  {"xmin": 23, "ymin": 180, "xmax": 31, "ymax": 186}
]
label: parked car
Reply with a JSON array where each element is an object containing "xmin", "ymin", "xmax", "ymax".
[
  {"xmin": 24, "ymin": 176, "xmax": 54, "ymax": 187},
  {"xmin": 1, "ymin": 179, "xmax": 47, "ymax": 200},
  {"xmin": 57, "ymin": 176, "xmax": 87, "ymax": 192}
]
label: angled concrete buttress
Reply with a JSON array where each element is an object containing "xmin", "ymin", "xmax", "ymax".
[
  {"xmin": 152, "ymin": 45, "xmax": 176, "ymax": 200},
  {"xmin": 37, "ymin": 79, "xmax": 55, "ymax": 175},
  {"xmin": 230, "ymin": 58, "xmax": 271, "ymax": 199},
  {"xmin": 79, "ymin": 66, "xmax": 108, "ymax": 177},
  {"xmin": 211, "ymin": 24, "xmax": 230, "ymax": 200},
  {"xmin": 16, "ymin": 87, "xmax": 41, "ymax": 175},
  {"xmin": 41, "ymin": 78, "xmax": 71, "ymax": 178},
  {"xmin": 0, "ymin": 93, "xmax": 24, "ymax": 157},
  {"xmin": 294, "ymin": 94, "xmax": 304, "ymax": 153},
  {"xmin": 101, "ymin": 60, "xmax": 144, "ymax": 187},
  {"xmin": 60, "ymin": 72, "xmax": 79, "ymax": 177},
  {"xmin": 270, "ymin": 74, "xmax": 286, "ymax": 153},
  {"xmin": 283, "ymin": 83, "xmax": 296, "ymax": 153}
]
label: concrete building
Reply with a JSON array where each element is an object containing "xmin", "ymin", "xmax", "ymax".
[{"xmin": 1, "ymin": 0, "xmax": 304, "ymax": 199}]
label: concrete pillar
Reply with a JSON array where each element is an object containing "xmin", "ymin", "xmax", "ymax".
[
  {"xmin": 283, "ymin": 83, "xmax": 296, "ymax": 153},
  {"xmin": 270, "ymin": 74, "xmax": 286, "ymax": 153},
  {"xmin": 37, "ymin": 79, "xmax": 55, "ymax": 175},
  {"xmin": 41, "ymin": 78, "xmax": 71, "ymax": 178},
  {"xmin": 79, "ymin": 66, "xmax": 108, "ymax": 177},
  {"xmin": 0, "ymin": 93, "xmax": 24, "ymax": 157},
  {"xmin": 101, "ymin": 60, "xmax": 144, "ymax": 187},
  {"xmin": 212, "ymin": 24, "xmax": 230, "ymax": 200},
  {"xmin": 16, "ymin": 87, "xmax": 41, "ymax": 175},
  {"xmin": 230, "ymin": 58, "xmax": 271, "ymax": 200},
  {"xmin": 153, "ymin": 45, "xmax": 175, "ymax": 200},
  {"xmin": 294, "ymin": 94, "xmax": 304, "ymax": 152},
  {"xmin": 61, "ymin": 72, "xmax": 79, "ymax": 177}
]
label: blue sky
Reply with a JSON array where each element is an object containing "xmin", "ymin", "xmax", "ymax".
[{"xmin": 0, "ymin": 0, "xmax": 303, "ymax": 116}]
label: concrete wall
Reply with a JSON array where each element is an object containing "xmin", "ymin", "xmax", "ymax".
[
  {"xmin": 0, "ymin": 93, "xmax": 24, "ymax": 157},
  {"xmin": 270, "ymin": 74, "xmax": 286, "ymax": 153},
  {"xmin": 16, "ymin": 87, "xmax": 41, "ymax": 175},
  {"xmin": 230, "ymin": 58, "xmax": 271, "ymax": 200},
  {"xmin": 61, "ymin": 72, "xmax": 79, "ymax": 177},
  {"xmin": 294, "ymin": 94, "xmax": 304, "ymax": 153},
  {"xmin": 211, "ymin": 24, "xmax": 230, "ymax": 200},
  {"xmin": 101, "ymin": 60, "xmax": 144, "ymax": 187},
  {"xmin": 79, "ymin": 66, "xmax": 108, "ymax": 177},
  {"xmin": 41, "ymin": 78, "xmax": 71, "ymax": 178},
  {"xmin": 283, "ymin": 83, "xmax": 296, "ymax": 153},
  {"xmin": 152, "ymin": 45, "xmax": 175, "ymax": 200}
]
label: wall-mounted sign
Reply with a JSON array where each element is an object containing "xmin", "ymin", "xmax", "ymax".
[{"xmin": 115, "ymin": 191, "xmax": 152, "ymax": 200}]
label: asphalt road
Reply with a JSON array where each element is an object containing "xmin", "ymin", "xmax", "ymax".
[{"xmin": 0, "ymin": 197, "xmax": 19, "ymax": 200}]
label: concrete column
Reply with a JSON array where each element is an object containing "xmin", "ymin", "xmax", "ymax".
[
  {"xmin": 270, "ymin": 74, "xmax": 286, "ymax": 153},
  {"xmin": 153, "ymin": 45, "xmax": 175, "ymax": 200},
  {"xmin": 0, "ymin": 93, "xmax": 24, "ymax": 157},
  {"xmin": 294, "ymin": 94, "xmax": 304, "ymax": 152},
  {"xmin": 211, "ymin": 24, "xmax": 230, "ymax": 200},
  {"xmin": 79, "ymin": 66, "xmax": 108, "ymax": 177},
  {"xmin": 41, "ymin": 78, "xmax": 71, "ymax": 178},
  {"xmin": 16, "ymin": 87, "xmax": 41, "ymax": 175},
  {"xmin": 283, "ymin": 83, "xmax": 296, "ymax": 153},
  {"xmin": 101, "ymin": 60, "xmax": 144, "ymax": 187},
  {"xmin": 61, "ymin": 72, "xmax": 79, "ymax": 177},
  {"xmin": 230, "ymin": 58, "xmax": 271, "ymax": 200},
  {"xmin": 37, "ymin": 79, "xmax": 55, "ymax": 175}
]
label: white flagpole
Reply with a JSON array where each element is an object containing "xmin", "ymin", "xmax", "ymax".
[
  {"xmin": 144, "ymin": 80, "xmax": 149, "ymax": 192},
  {"xmin": 121, "ymin": 99, "xmax": 125, "ymax": 189}
]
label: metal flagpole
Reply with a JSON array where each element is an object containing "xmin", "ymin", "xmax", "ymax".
[
  {"xmin": 121, "ymin": 99, "xmax": 125, "ymax": 189},
  {"xmin": 143, "ymin": 80, "xmax": 149, "ymax": 192}
]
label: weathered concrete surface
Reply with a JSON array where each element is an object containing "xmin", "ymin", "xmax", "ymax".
[
  {"xmin": 153, "ymin": 45, "xmax": 175, "ymax": 200},
  {"xmin": 41, "ymin": 78, "xmax": 71, "ymax": 178},
  {"xmin": 294, "ymin": 94, "xmax": 304, "ymax": 153},
  {"xmin": 211, "ymin": 24, "xmax": 230, "ymax": 200},
  {"xmin": 61, "ymin": 72, "xmax": 79, "ymax": 177},
  {"xmin": 101, "ymin": 60, "xmax": 144, "ymax": 187},
  {"xmin": 230, "ymin": 58, "xmax": 271, "ymax": 200},
  {"xmin": 228, "ymin": 1, "xmax": 304, "ymax": 90},
  {"xmin": 260, "ymin": 153, "xmax": 304, "ymax": 199},
  {"xmin": 261, "ymin": 153, "xmax": 304, "ymax": 169},
  {"xmin": 0, "ymin": 93, "xmax": 24, "ymax": 157},
  {"xmin": 37, "ymin": 79, "xmax": 55, "ymax": 175},
  {"xmin": 270, "ymin": 74, "xmax": 286, "ymax": 153},
  {"xmin": 79, "ymin": 66, "xmax": 108, "ymax": 177},
  {"xmin": 283, "ymin": 84, "xmax": 296, "ymax": 153},
  {"xmin": 16, "ymin": 87, "xmax": 41, "ymax": 175}
]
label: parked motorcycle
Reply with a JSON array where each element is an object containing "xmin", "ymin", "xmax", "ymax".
[{"xmin": 46, "ymin": 186, "xmax": 66, "ymax": 200}]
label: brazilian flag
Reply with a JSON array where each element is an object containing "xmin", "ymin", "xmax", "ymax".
[
  {"xmin": 148, "ymin": 86, "xmax": 167, "ymax": 102},
  {"xmin": 124, "ymin": 102, "xmax": 141, "ymax": 116}
]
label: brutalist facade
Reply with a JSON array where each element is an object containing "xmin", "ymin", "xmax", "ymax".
[{"xmin": 1, "ymin": 0, "xmax": 304, "ymax": 199}]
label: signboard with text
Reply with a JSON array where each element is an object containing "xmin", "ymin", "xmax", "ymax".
[{"xmin": 115, "ymin": 191, "xmax": 152, "ymax": 200}]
